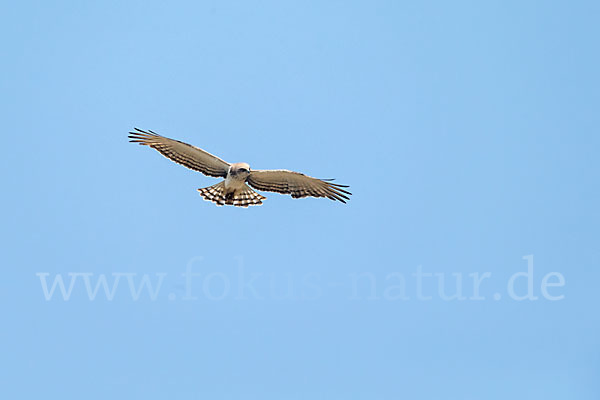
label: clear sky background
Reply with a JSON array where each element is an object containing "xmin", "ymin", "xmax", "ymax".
[{"xmin": 1, "ymin": 1, "xmax": 599, "ymax": 399}]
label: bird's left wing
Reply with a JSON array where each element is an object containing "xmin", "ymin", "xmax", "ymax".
[
  {"xmin": 247, "ymin": 170, "xmax": 351, "ymax": 203},
  {"xmin": 128, "ymin": 128, "xmax": 230, "ymax": 178}
]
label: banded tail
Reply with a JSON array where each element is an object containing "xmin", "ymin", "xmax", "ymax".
[{"xmin": 197, "ymin": 182, "xmax": 266, "ymax": 207}]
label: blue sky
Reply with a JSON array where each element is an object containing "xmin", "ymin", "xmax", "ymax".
[{"xmin": 1, "ymin": 1, "xmax": 599, "ymax": 398}]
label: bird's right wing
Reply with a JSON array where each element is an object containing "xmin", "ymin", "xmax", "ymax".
[
  {"xmin": 128, "ymin": 128, "xmax": 230, "ymax": 178},
  {"xmin": 247, "ymin": 169, "xmax": 351, "ymax": 203}
]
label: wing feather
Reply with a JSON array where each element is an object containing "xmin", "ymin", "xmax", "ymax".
[
  {"xmin": 247, "ymin": 170, "xmax": 351, "ymax": 203},
  {"xmin": 128, "ymin": 128, "xmax": 230, "ymax": 178}
]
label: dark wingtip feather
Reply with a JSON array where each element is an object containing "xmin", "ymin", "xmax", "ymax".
[
  {"xmin": 128, "ymin": 132, "xmax": 148, "ymax": 144},
  {"xmin": 335, "ymin": 188, "xmax": 352, "ymax": 196},
  {"xmin": 129, "ymin": 127, "xmax": 160, "ymax": 144},
  {"xmin": 131, "ymin": 127, "xmax": 158, "ymax": 136},
  {"xmin": 329, "ymin": 194, "xmax": 347, "ymax": 204},
  {"xmin": 321, "ymin": 178, "xmax": 350, "ymax": 188}
]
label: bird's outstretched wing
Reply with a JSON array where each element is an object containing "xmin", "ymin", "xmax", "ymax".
[
  {"xmin": 128, "ymin": 128, "xmax": 230, "ymax": 178},
  {"xmin": 247, "ymin": 170, "xmax": 351, "ymax": 203}
]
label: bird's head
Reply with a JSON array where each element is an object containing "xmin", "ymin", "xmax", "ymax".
[{"xmin": 230, "ymin": 162, "xmax": 251, "ymax": 177}]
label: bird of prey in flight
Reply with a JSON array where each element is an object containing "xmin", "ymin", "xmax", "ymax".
[{"xmin": 128, "ymin": 128, "xmax": 351, "ymax": 207}]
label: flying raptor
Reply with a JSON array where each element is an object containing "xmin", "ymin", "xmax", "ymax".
[{"xmin": 128, "ymin": 128, "xmax": 351, "ymax": 207}]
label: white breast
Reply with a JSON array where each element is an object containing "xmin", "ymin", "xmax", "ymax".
[{"xmin": 224, "ymin": 174, "xmax": 246, "ymax": 190}]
